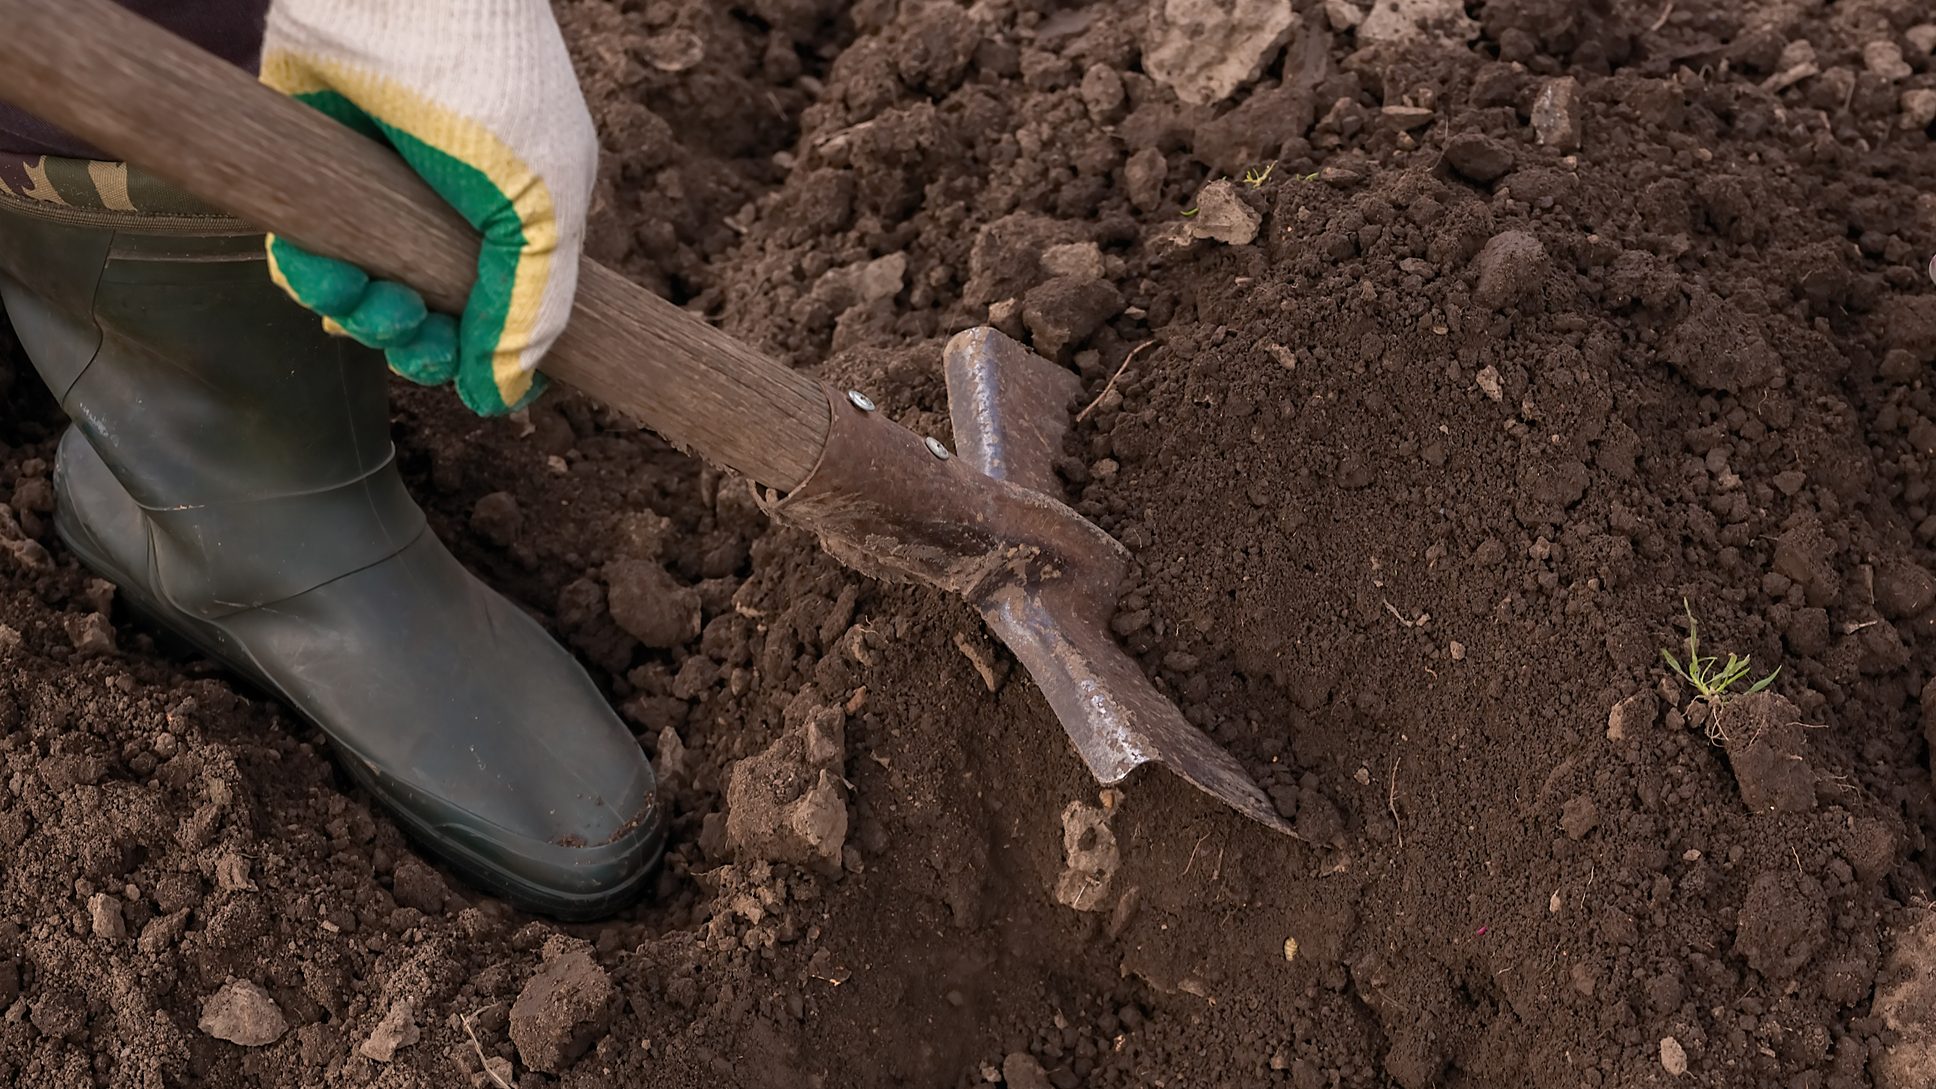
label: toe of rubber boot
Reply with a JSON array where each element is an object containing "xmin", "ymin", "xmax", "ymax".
[{"xmin": 54, "ymin": 429, "xmax": 665, "ymax": 919}]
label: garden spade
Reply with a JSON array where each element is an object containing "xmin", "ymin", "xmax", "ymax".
[{"xmin": 0, "ymin": 0, "xmax": 1294, "ymax": 836}]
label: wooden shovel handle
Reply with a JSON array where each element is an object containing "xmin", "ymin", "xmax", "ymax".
[{"xmin": 0, "ymin": 0, "xmax": 828, "ymax": 490}]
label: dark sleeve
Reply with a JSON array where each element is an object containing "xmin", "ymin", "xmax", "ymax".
[{"xmin": 0, "ymin": 0, "xmax": 271, "ymax": 158}]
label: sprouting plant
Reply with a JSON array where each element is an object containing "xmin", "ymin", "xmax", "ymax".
[
  {"xmin": 1181, "ymin": 206, "xmax": 1199, "ymax": 217},
  {"xmin": 1241, "ymin": 161, "xmax": 1277, "ymax": 189},
  {"xmin": 1661, "ymin": 599, "xmax": 1779, "ymax": 705}
]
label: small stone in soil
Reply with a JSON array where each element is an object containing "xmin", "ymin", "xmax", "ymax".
[
  {"xmin": 1125, "ymin": 148, "xmax": 1168, "ymax": 212},
  {"xmin": 65, "ymin": 612, "xmax": 116, "ymax": 656},
  {"xmin": 1381, "ymin": 105, "xmax": 1435, "ymax": 130},
  {"xmin": 655, "ymin": 725, "xmax": 688, "ymax": 787},
  {"xmin": 1003, "ymin": 1052, "xmax": 1054, "ymax": 1089},
  {"xmin": 510, "ymin": 947, "xmax": 617, "ymax": 1074},
  {"xmin": 1532, "ymin": 77, "xmax": 1584, "ymax": 151},
  {"xmin": 1661, "ymin": 1036, "xmax": 1688, "ymax": 1076},
  {"xmin": 199, "ymin": 979, "xmax": 289, "ymax": 1047},
  {"xmin": 88, "ymin": 893, "xmax": 124, "ymax": 940},
  {"xmin": 1865, "ymin": 40, "xmax": 1913, "ymax": 81},
  {"xmin": 1474, "ymin": 366, "xmax": 1503, "ymax": 401},
  {"xmin": 988, "ymin": 297, "xmax": 1025, "ymax": 340},
  {"xmin": 359, "ymin": 997, "xmax": 420, "ymax": 1063},
  {"xmin": 4, "ymin": 537, "xmax": 51, "ymax": 572},
  {"xmin": 1324, "ymin": 0, "xmax": 1362, "ymax": 31},
  {"xmin": 1901, "ymin": 89, "xmax": 1936, "ymax": 131},
  {"xmin": 1079, "ymin": 63, "xmax": 1126, "ymax": 122},
  {"xmin": 1041, "ymin": 241, "xmax": 1104, "ymax": 281}
]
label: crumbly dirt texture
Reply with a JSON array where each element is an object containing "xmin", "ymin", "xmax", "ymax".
[{"xmin": 5, "ymin": 0, "xmax": 1936, "ymax": 1086}]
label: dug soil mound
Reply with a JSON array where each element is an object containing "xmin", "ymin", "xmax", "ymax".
[{"xmin": 5, "ymin": 0, "xmax": 1936, "ymax": 1086}]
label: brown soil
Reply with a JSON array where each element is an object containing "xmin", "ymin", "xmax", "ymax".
[{"xmin": 6, "ymin": 0, "xmax": 1936, "ymax": 1086}]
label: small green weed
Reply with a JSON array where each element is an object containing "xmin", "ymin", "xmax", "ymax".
[
  {"xmin": 1661, "ymin": 599, "xmax": 1779, "ymax": 705},
  {"xmin": 1241, "ymin": 161, "xmax": 1276, "ymax": 189}
]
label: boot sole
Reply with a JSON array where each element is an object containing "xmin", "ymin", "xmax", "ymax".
[{"xmin": 56, "ymin": 505, "xmax": 658, "ymax": 922}]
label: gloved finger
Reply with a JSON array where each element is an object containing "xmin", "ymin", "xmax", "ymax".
[
  {"xmin": 455, "ymin": 351, "xmax": 548, "ymax": 417},
  {"xmin": 386, "ymin": 313, "xmax": 460, "ymax": 386},
  {"xmin": 453, "ymin": 225, "xmax": 552, "ymax": 416},
  {"xmin": 331, "ymin": 279, "xmax": 430, "ymax": 350},
  {"xmin": 266, "ymin": 234, "xmax": 369, "ymax": 318}
]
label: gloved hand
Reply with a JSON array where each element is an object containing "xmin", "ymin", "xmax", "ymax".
[{"xmin": 258, "ymin": 0, "xmax": 597, "ymax": 415}]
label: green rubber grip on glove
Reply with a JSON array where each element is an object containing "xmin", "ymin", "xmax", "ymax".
[{"xmin": 262, "ymin": 88, "xmax": 551, "ymax": 415}]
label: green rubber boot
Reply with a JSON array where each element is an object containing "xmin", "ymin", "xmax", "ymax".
[{"xmin": 0, "ymin": 190, "xmax": 663, "ymax": 920}]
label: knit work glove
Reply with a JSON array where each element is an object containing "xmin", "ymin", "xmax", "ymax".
[{"xmin": 259, "ymin": 0, "xmax": 597, "ymax": 415}]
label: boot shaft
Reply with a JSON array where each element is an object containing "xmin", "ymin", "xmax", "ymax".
[
  {"xmin": 0, "ymin": 189, "xmax": 395, "ymax": 509},
  {"xmin": 0, "ymin": 175, "xmax": 422, "ymax": 614}
]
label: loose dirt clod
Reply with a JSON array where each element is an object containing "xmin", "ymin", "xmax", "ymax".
[
  {"xmin": 725, "ymin": 698, "xmax": 849, "ymax": 870},
  {"xmin": 1605, "ymin": 692, "xmax": 1655, "ymax": 740},
  {"xmin": 1733, "ymin": 870, "xmax": 1829, "ymax": 978},
  {"xmin": 1442, "ymin": 132, "xmax": 1513, "ymax": 184},
  {"xmin": 199, "ymin": 980, "xmax": 288, "ymax": 1047},
  {"xmin": 1357, "ymin": 0, "xmax": 1475, "ymax": 46},
  {"xmin": 391, "ymin": 857, "xmax": 453, "ymax": 915},
  {"xmin": 1142, "ymin": 0, "xmax": 1297, "ymax": 106},
  {"xmin": 470, "ymin": 491, "xmax": 522, "ymax": 547},
  {"xmin": 1471, "ymin": 230, "xmax": 1548, "ymax": 311},
  {"xmin": 1558, "ymin": 795, "xmax": 1598, "ymax": 840},
  {"xmin": 1186, "ymin": 179, "xmax": 1263, "ymax": 245},
  {"xmin": 510, "ymin": 945, "xmax": 617, "ymax": 1075},
  {"xmin": 359, "ymin": 998, "xmax": 420, "ymax": 1063},
  {"xmin": 1023, "ymin": 275, "xmax": 1125, "ymax": 359},
  {"xmin": 603, "ymin": 559, "xmax": 701, "ymax": 649},
  {"xmin": 1717, "ymin": 693, "xmax": 1816, "ymax": 814},
  {"xmin": 1874, "ymin": 914, "xmax": 1936, "ymax": 1089},
  {"xmin": 1052, "ymin": 801, "xmax": 1120, "ymax": 911}
]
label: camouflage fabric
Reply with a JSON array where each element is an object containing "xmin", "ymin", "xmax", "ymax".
[{"xmin": 0, "ymin": 154, "xmax": 241, "ymax": 221}]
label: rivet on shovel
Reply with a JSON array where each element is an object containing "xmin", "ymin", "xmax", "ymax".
[
  {"xmin": 846, "ymin": 390, "xmax": 877, "ymax": 412},
  {"xmin": 924, "ymin": 437, "xmax": 952, "ymax": 460}
]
